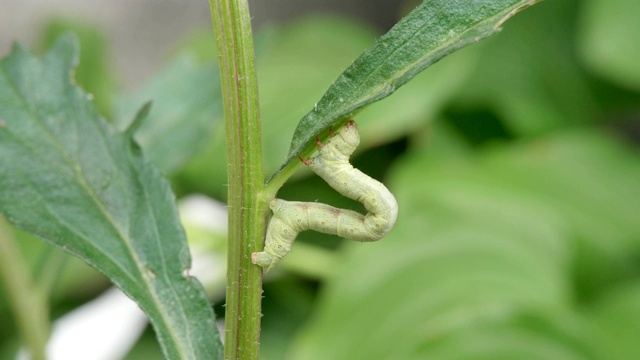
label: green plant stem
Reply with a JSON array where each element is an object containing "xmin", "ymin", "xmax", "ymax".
[
  {"xmin": 35, "ymin": 247, "xmax": 68, "ymax": 300},
  {"xmin": 0, "ymin": 218, "xmax": 49, "ymax": 360},
  {"xmin": 208, "ymin": 0, "xmax": 265, "ymax": 359}
]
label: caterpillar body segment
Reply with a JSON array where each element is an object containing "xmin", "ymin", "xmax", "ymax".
[
  {"xmin": 252, "ymin": 120, "xmax": 398, "ymax": 271},
  {"xmin": 306, "ymin": 121, "xmax": 398, "ymax": 238},
  {"xmin": 251, "ymin": 199, "xmax": 369, "ymax": 272}
]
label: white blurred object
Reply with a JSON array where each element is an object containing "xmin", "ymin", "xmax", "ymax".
[
  {"xmin": 179, "ymin": 194, "xmax": 228, "ymax": 233},
  {"xmin": 179, "ymin": 194, "xmax": 228, "ymax": 294},
  {"xmin": 18, "ymin": 288, "xmax": 147, "ymax": 360}
]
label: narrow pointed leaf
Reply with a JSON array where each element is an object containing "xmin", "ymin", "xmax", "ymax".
[
  {"xmin": 0, "ymin": 36, "xmax": 222, "ymax": 359},
  {"xmin": 271, "ymin": 0, "xmax": 539, "ymax": 180}
]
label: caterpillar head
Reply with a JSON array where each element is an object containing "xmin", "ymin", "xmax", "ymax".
[
  {"xmin": 252, "ymin": 251, "xmax": 275, "ymax": 271},
  {"xmin": 251, "ymin": 199, "xmax": 293, "ymax": 272},
  {"xmin": 337, "ymin": 120, "xmax": 360, "ymax": 149}
]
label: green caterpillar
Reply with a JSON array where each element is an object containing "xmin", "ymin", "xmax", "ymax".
[{"xmin": 252, "ymin": 120, "xmax": 398, "ymax": 272}]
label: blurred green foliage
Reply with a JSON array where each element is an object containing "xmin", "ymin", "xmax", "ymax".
[{"xmin": 1, "ymin": 0, "xmax": 639, "ymax": 358}]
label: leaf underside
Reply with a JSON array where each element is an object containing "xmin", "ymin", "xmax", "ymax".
[
  {"xmin": 271, "ymin": 0, "xmax": 539, "ymax": 181},
  {"xmin": 0, "ymin": 36, "xmax": 222, "ymax": 359}
]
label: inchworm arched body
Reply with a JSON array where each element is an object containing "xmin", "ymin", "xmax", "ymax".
[{"xmin": 252, "ymin": 120, "xmax": 398, "ymax": 271}]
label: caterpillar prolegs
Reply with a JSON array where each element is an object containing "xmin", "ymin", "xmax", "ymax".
[{"xmin": 252, "ymin": 120, "xmax": 398, "ymax": 272}]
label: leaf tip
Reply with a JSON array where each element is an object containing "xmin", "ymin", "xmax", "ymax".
[
  {"xmin": 47, "ymin": 33, "xmax": 81, "ymax": 71},
  {"xmin": 125, "ymin": 101, "xmax": 153, "ymax": 137}
]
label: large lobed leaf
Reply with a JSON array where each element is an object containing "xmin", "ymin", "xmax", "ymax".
[
  {"xmin": 0, "ymin": 36, "xmax": 222, "ymax": 359},
  {"xmin": 271, "ymin": 0, "xmax": 539, "ymax": 180}
]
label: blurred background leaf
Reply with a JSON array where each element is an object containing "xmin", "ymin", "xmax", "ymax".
[
  {"xmin": 114, "ymin": 52, "xmax": 223, "ymax": 175},
  {"xmin": 578, "ymin": 0, "xmax": 640, "ymax": 91},
  {"xmin": 447, "ymin": 0, "xmax": 600, "ymax": 137},
  {"xmin": 289, "ymin": 129, "xmax": 640, "ymax": 360},
  {"xmin": 586, "ymin": 282, "xmax": 640, "ymax": 360}
]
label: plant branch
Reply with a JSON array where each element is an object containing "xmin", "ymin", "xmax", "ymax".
[
  {"xmin": 208, "ymin": 0, "xmax": 265, "ymax": 359},
  {"xmin": 263, "ymin": 160, "xmax": 300, "ymax": 201}
]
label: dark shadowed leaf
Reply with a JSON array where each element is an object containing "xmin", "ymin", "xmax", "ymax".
[{"xmin": 450, "ymin": 0, "xmax": 599, "ymax": 136}]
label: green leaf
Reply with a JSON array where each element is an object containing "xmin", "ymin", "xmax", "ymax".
[
  {"xmin": 578, "ymin": 0, "xmax": 640, "ymax": 90},
  {"xmin": 587, "ymin": 281, "xmax": 640, "ymax": 360},
  {"xmin": 258, "ymin": 15, "xmax": 477, "ymax": 175},
  {"xmin": 0, "ymin": 36, "xmax": 222, "ymax": 359},
  {"xmin": 271, "ymin": 0, "xmax": 539, "ymax": 181},
  {"xmin": 404, "ymin": 311, "xmax": 600, "ymax": 360},
  {"xmin": 477, "ymin": 130, "xmax": 640, "ymax": 299},
  {"xmin": 258, "ymin": 16, "xmax": 382, "ymax": 175}
]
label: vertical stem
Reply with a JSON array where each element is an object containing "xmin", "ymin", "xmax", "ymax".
[
  {"xmin": 0, "ymin": 218, "xmax": 50, "ymax": 360},
  {"xmin": 208, "ymin": 1, "xmax": 265, "ymax": 359}
]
